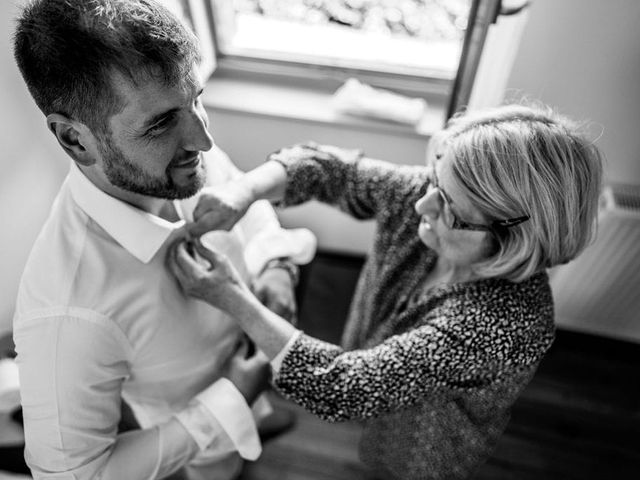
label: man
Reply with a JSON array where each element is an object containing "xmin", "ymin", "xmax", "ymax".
[{"xmin": 12, "ymin": 0, "xmax": 314, "ymax": 478}]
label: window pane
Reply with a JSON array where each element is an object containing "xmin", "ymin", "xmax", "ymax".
[{"xmin": 212, "ymin": 0, "xmax": 471, "ymax": 79}]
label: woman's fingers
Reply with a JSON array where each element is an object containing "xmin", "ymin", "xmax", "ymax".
[
  {"xmin": 269, "ymin": 143, "xmax": 338, "ymax": 163},
  {"xmin": 174, "ymin": 241, "xmax": 201, "ymax": 271},
  {"xmin": 188, "ymin": 182, "xmax": 252, "ymax": 238},
  {"xmin": 188, "ymin": 211, "xmax": 224, "ymax": 238},
  {"xmin": 171, "ymin": 240, "xmax": 213, "ymax": 282},
  {"xmin": 300, "ymin": 140, "xmax": 319, "ymax": 149},
  {"xmin": 193, "ymin": 203, "xmax": 220, "ymax": 228},
  {"xmin": 192, "ymin": 239, "xmax": 224, "ymax": 268},
  {"xmin": 270, "ymin": 142, "xmax": 363, "ymax": 166}
]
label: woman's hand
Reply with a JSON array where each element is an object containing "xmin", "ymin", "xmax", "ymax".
[
  {"xmin": 186, "ymin": 180, "xmax": 254, "ymax": 238},
  {"xmin": 268, "ymin": 142, "xmax": 363, "ymax": 165},
  {"xmin": 168, "ymin": 239, "xmax": 300, "ymax": 360},
  {"xmin": 167, "ymin": 238, "xmax": 252, "ymax": 315}
]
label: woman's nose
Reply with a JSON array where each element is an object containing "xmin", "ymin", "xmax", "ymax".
[{"xmin": 415, "ymin": 189, "xmax": 440, "ymax": 218}]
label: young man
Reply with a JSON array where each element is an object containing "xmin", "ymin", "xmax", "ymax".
[{"xmin": 12, "ymin": 1, "xmax": 313, "ymax": 478}]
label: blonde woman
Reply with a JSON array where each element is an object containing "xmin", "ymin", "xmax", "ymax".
[{"xmin": 168, "ymin": 104, "xmax": 603, "ymax": 480}]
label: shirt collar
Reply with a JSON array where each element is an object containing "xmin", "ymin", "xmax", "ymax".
[{"xmin": 67, "ymin": 161, "xmax": 186, "ymax": 264}]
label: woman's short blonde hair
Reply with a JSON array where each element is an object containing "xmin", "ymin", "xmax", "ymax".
[{"xmin": 430, "ymin": 103, "xmax": 604, "ymax": 282}]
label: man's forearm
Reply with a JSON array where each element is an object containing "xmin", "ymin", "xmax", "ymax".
[{"xmin": 97, "ymin": 419, "xmax": 198, "ymax": 480}]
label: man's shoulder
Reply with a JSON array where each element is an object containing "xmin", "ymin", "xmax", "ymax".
[{"xmin": 15, "ymin": 185, "xmax": 94, "ymax": 319}]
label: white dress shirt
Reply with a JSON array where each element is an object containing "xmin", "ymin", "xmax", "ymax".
[{"xmin": 13, "ymin": 146, "xmax": 315, "ymax": 480}]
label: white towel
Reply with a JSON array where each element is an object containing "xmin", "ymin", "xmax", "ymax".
[
  {"xmin": 0, "ymin": 358, "xmax": 20, "ymax": 414},
  {"xmin": 332, "ymin": 78, "xmax": 427, "ymax": 126}
]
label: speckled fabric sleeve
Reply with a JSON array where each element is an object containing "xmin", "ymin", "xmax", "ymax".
[
  {"xmin": 273, "ymin": 273, "xmax": 555, "ymax": 424},
  {"xmin": 272, "ymin": 152, "xmax": 427, "ymax": 222},
  {"xmin": 274, "ymin": 320, "xmax": 505, "ymax": 422}
]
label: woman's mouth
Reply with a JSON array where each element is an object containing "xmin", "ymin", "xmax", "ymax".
[{"xmin": 420, "ymin": 216, "xmax": 433, "ymax": 230}]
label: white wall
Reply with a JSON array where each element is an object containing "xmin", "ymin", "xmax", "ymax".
[
  {"xmin": 505, "ymin": 0, "xmax": 640, "ymax": 341},
  {"xmin": 506, "ymin": 0, "xmax": 640, "ymax": 185},
  {"xmin": 0, "ymin": 1, "xmax": 68, "ymax": 335}
]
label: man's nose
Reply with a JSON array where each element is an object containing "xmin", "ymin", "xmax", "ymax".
[{"xmin": 182, "ymin": 109, "xmax": 213, "ymax": 152}]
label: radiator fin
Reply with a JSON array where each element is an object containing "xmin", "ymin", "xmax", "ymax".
[
  {"xmin": 550, "ymin": 184, "xmax": 640, "ymax": 343},
  {"xmin": 611, "ymin": 183, "xmax": 640, "ymax": 210}
]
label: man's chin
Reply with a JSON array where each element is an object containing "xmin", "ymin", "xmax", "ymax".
[
  {"xmin": 103, "ymin": 156, "xmax": 207, "ymax": 200},
  {"xmin": 170, "ymin": 181, "xmax": 203, "ymax": 200},
  {"xmin": 167, "ymin": 161, "xmax": 207, "ymax": 199}
]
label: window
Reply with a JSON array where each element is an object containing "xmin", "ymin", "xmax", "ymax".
[
  {"xmin": 209, "ymin": 0, "xmax": 472, "ymax": 98},
  {"xmin": 160, "ymin": 0, "xmax": 218, "ymax": 79},
  {"xmin": 162, "ymin": 0, "xmax": 529, "ymax": 122},
  {"xmin": 210, "ymin": 0, "xmax": 471, "ymax": 96}
]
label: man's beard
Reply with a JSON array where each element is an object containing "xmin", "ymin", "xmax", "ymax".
[{"xmin": 99, "ymin": 137, "xmax": 206, "ymax": 200}]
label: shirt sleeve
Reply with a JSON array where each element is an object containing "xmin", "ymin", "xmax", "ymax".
[
  {"xmin": 174, "ymin": 378, "xmax": 260, "ymax": 460},
  {"xmin": 202, "ymin": 146, "xmax": 317, "ymax": 277},
  {"xmin": 13, "ymin": 313, "xmax": 257, "ymax": 480},
  {"xmin": 272, "ymin": 319, "xmax": 505, "ymax": 423}
]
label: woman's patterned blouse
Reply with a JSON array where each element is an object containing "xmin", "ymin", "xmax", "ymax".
[{"xmin": 272, "ymin": 151, "xmax": 555, "ymax": 480}]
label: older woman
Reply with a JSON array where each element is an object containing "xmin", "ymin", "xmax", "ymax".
[{"xmin": 168, "ymin": 104, "xmax": 603, "ymax": 480}]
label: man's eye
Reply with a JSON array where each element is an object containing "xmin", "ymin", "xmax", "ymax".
[
  {"xmin": 146, "ymin": 114, "xmax": 176, "ymax": 136},
  {"xmin": 147, "ymin": 121, "xmax": 168, "ymax": 135}
]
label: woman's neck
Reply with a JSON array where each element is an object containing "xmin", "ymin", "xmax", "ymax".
[{"xmin": 432, "ymin": 257, "xmax": 477, "ymax": 284}]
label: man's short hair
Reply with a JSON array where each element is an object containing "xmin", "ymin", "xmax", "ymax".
[{"xmin": 14, "ymin": 0, "xmax": 201, "ymax": 136}]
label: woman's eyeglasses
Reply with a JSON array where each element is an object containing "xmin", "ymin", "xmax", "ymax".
[{"xmin": 426, "ymin": 165, "xmax": 529, "ymax": 232}]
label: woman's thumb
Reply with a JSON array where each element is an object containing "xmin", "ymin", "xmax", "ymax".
[
  {"xmin": 193, "ymin": 239, "xmax": 224, "ymax": 266},
  {"xmin": 186, "ymin": 217, "xmax": 211, "ymax": 238}
]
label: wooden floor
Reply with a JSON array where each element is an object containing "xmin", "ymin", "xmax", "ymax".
[{"xmin": 2, "ymin": 252, "xmax": 639, "ymax": 479}]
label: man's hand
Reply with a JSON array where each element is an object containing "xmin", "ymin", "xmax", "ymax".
[
  {"xmin": 224, "ymin": 337, "xmax": 271, "ymax": 405},
  {"xmin": 187, "ymin": 180, "xmax": 254, "ymax": 238},
  {"xmin": 252, "ymin": 266, "xmax": 297, "ymax": 324}
]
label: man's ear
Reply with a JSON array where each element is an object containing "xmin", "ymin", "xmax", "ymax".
[{"xmin": 46, "ymin": 113, "xmax": 96, "ymax": 166}]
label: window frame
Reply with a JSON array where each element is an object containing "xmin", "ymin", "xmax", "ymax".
[
  {"xmin": 448, "ymin": 0, "xmax": 530, "ymax": 118},
  {"xmin": 202, "ymin": 0, "xmax": 474, "ymax": 100},
  {"xmin": 192, "ymin": 0, "xmax": 528, "ymax": 127}
]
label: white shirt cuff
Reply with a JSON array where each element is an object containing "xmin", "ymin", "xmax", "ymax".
[
  {"xmin": 175, "ymin": 378, "xmax": 261, "ymax": 460},
  {"xmin": 270, "ymin": 330, "xmax": 303, "ymax": 373}
]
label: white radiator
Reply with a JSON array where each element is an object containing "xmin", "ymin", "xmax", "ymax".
[{"xmin": 550, "ymin": 184, "xmax": 640, "ymax": 343}]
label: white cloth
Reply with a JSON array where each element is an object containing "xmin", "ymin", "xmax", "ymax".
[
  {"xmin": 0, "ymin": 358, "xmax": 20, "ymax": 413},
  {"xmin": 332, "ymin": 78, "xmax": 427, "ymax": 126},
  {"xmin": 13, "ymin": 146, "xmax": 315, "ymax": 480}
]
